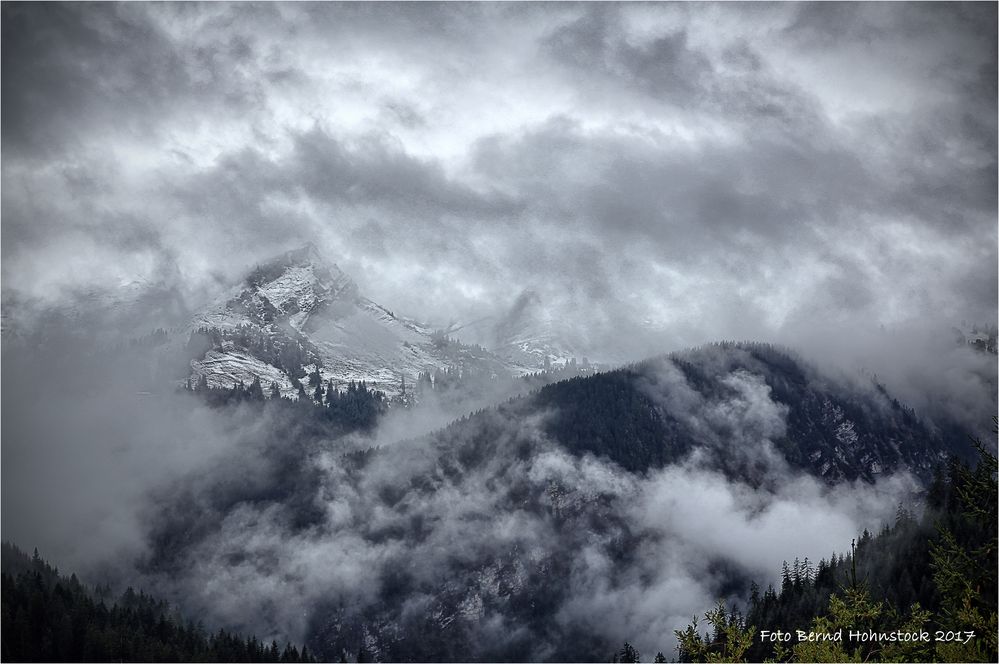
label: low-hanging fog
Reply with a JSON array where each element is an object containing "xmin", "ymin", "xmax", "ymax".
[
  {"xmin": 2, "ymin": 1, "xmax": 996, "ymax": 660},
  {"xmin": 2, "ymin": 336, "xmax": 924, "ymax": 659}
]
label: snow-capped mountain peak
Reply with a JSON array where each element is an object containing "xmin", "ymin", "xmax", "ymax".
[
  {"xmin": 242, "ymin": 243, "xmax": 358, "ymax": 330},
  {"xmin": 186, "ymin": 244, "xmax": 555, "ymax": 398}
]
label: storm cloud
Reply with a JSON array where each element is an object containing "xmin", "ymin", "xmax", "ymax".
[{"xmin": 3, "ymin": 3, "xmax": 995, "ymax": 358}]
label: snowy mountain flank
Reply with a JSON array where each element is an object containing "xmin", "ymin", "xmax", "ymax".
[{"xmin": 185, "ymin": 244, "xmax": 567, "ymax": 398}]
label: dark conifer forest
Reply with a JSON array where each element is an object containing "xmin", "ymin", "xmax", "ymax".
[{"xmin": 1, "ymin": 544, "xmax": 316, "ymax": 663}]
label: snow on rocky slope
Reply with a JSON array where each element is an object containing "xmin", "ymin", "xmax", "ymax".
[{"xmin": 186, "ymin": 244, "xmax": 546, "ymax": 398}]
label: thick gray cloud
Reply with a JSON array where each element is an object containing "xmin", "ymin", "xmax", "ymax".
[{"xmin": 2, "ymin": 2, "xmax": 995, "ymax": 388}]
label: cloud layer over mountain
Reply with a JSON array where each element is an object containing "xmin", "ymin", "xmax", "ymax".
[{"xmin": 3, "ymin": 2, "xmax": 996, "ymax": 365}]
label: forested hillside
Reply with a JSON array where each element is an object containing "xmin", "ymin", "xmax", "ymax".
[
  {"xmin": 667, "ymin": 433, "xmax": 997, "ymax": 663},
  {"xmin": 449, "ymin": 342, "xmax": 970, "ymax": 483},
  {"xmin": 0, "ymin": 544, "xmax": 316, "ymax": 663}
]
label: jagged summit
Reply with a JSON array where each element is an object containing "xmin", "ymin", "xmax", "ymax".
[{"xmin": 238, "ymin": 244, "xmax": 358, "ymax": 330}]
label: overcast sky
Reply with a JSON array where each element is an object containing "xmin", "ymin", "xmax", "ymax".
[{"xmin": 3, "ymin": 2, "xmax": 996, "ymax": 360}]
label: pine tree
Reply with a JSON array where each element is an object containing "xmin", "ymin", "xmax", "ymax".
[
  {"xmin": 248, "ymin": 377, "xmax": 265, "ymax": 401},
  {"xmin": 675, "ymin": 601, "xmax": 754, "ymax": 662},
  {"xmin": 618, "ymin": 642, "xmax": 640, "ymax": 663},
  {"xmin": 929, "ymin": 434, "xmax": 998, "ymax": 662}
]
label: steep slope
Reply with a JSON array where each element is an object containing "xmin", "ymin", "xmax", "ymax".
[
  {"xmin": 423, "ymin": 342, "xmax": 966, "ymax": 487},
  {"xmin": 527, "ymin": 342, "xmax": 968, "ymax": 483},
  {"xmin": 186, "ymin": 244, "xmax": 532, "ymax": 398}
]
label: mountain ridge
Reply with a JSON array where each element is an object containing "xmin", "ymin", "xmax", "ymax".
[{"xmin": 420, "ymin": 341, "xmax": 967, "ymax": 486}]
